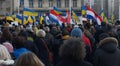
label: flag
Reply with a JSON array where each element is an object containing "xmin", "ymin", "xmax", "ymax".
[
  {"xmin": 86, "ymin": 6, "xmax": 102, "ymax": 25},
  {"xmin": 23, "ymin": 8, "xmax": 38, "ymax": 16},
  {"xmin": 6, "ymin": 13, "xmax": 14, "ymax": 21},
  {"xmin": 103, "ymin": 16, "xmax": 108, "ymax": 23},
  {"xmin": 99, "ymin": 10, "xmax": 108, "ymax": 23},
  {"xmin": 111, "ymin": 15, "xmax": 114, "ymax": 23},
  {"xmin": 49, "ymin": 10, "xmax": 67, "ymax": 26},
  {"xmin": 40, "ymin": 16, "xmax": 44, "ymax": 24},
  {"xmin": 66, "ymin": 10, "xmax": 70, "ymax": 24},
  {"xmin": 15, "ymin": 15, "xmax": 22, "ymax": 24},
  {"xmin": 81, "ymin": 6, "xmax": 86, "ymax": 15},
  {"xmin": 86, "ymin": 6, "xmax": 95, "ymax": 20},
  {"xmin": 53, "ymin": 6, "xmax": 66, "ymax": 16},
  {"xmin": 27, "ymin": 16, "xmax": 33, "ymax": 23},
  {"xmin": 99, "ymin": 10, "xmax": 104, "ymax": 17},
  {"xmin": 71, "ymin": 8, "xmax": 79, "ymax": 22},
  {"xmin": 23, "ymin": 16, "xmax": 28, "ymax": 25},
  {"xmin": 31, "ymin": 16, "xmax": 36, "ymax": 22},
  {"xmin": 46, "ymin": 16, "xmax": 52, "ymax": 25}
]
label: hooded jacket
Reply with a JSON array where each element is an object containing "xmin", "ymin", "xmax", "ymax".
[{"xmin": 93, "ymin": 37, "xmax": 120, "ymax": 66}]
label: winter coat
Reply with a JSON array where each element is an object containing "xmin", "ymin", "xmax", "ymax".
[
  {"xmin": 24, "ymin": 40, "xmax": 39, "ymax": 57},
  {"xmin": 13, "ymin": 48, "xmax": 30, "ymax": 59},
  {"xmin": 57, "ymin": 59, "xmax": 92, "ymax": 66},
  {"xmin": 34, "ymin": 37, "xmax": 51, "ymax": 66},
  {"xmin": 93, "ymin": 37, "xmax": 120, "ymax": 66}
]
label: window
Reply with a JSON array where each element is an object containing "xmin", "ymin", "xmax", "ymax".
[
  {"xmin": 20, "ymin": 0, "xmax": 24, "ymax": 7},
  {"xmin": 57, "ymin": 0, "xmax": 61, "ymax": 8},
  {"xmin": 65, "ymin": 0, "xmax": 69, "ymax": 8},
  {"xmin": 73, "ymin": 0, "xmax": 77, "ymax": 7},
  {"xmin": 38, "ymin": 0, "xmax": 42, "ymax": 8},
  {"xmin": 49, "ymin": 0, "xmax": 53, "ymax": 7},
  {"xmin": 29, "ymin": 0, "xmax": 33, "ymax": 8}
]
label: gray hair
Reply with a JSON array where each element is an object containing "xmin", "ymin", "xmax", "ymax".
[{"xmin": 36, "ymin": 29, "xmax": 46, "ymax": 38}]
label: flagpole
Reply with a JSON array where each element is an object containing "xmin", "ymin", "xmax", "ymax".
[
  {"xmin": 119, "ymin": 0, "xmax": 120, "ymax": 20},
  {"xmin": 18, "ymin": 0, "xmax": 20, "ymax": 14},
  {"xmin": 69, "ymin": 0, "xmax": 71, "ymax": 24},
  {"xmin": 89, "ymin": 0, "xmax": 92, "ymax": 8},
  {"xmin": 101, "ymin": 0, "xmax": 104, "ymax": 19}
]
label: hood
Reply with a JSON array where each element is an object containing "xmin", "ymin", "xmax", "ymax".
[{"xmin": 98, "ymin": 37, "xmax": 118, "ymax": 53}]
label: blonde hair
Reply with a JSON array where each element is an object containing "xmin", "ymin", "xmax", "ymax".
[
  {"xmin": 0, "ymin": 45, "xmax": 11, "ymax": 60},
  {"xmin": 15, "ymin": 52, "xmax": 45, "ymax": 66}
]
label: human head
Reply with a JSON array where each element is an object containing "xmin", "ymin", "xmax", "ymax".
[
  {"xmin": 2, "ymin": 42, "xmax": 13, "ymax": 53},
  {"xmin": 36, "ymin": 29, "xmax": 46, "ymax": 38},
  {"xmin": 70, "ymin": 27, "xmax": 82, "ymax": 38},
  {"xmin": 0, "ymin": 45, "xmax": 11, "ymax": 60},
  {"xmin": 15, "ymin": 52, "xmax": 44, "ymax": 66},
  {"xmin": 59, "ymin": 37, "xmax": 86, "ymax": 61}
]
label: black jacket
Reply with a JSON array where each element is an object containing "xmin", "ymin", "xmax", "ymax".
[
  {"xmin": 57, "ymin": 59, "xmax": 92, "ymax": 66},
  {"xmin": 93, "ymin": 37, "xmax": 120, "ymax": 66}
]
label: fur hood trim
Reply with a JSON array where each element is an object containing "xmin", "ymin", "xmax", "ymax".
[{"xmin": 98, "ymin": 37, "xmax": 118, "ymax": 47}]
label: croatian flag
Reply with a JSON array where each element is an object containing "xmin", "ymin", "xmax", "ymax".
[
  {"xmin": 86, "ymin": 6, "xmax": 102, "ymax": 25},
  {"xmin": 49, "ymin": 10, "xmax": 67, "ymax": 25}
]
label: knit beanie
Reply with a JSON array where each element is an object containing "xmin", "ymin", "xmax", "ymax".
[
  {"xmin": 2, "ymin": 42, "xmax": 13, "ymax": 53},
  {"xmin": 70, "ymin": 27, "xmax": 82, "ymax": 37}
]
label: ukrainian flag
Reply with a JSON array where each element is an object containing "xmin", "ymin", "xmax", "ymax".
[
  {"xmin": 23, "ymin": 8, "xmax": 38, "ymax": 16},
  {"xmin": 81, "ymin": 6, "xmax": 86, "ymax": 15},
  {"xmin": 23, "ymin": 16, "xmax": 28, "ymax": 25},
  {"xmin": 15, "ymin": 15, "xmax": 22, "ymax": 24},
  {"xmin": 40, "ymin": 16, "xmax": 44, "ymax": 24},
  {"xmin": 103, "ymin": 16, "xmax": 108, "ymax": 23},
  {"xmin": 53, "ymin": 6, "xmax": 66, "ymax": 16},
  {"xmin": 99, "ymin": 10, "xmax": 108, "ymax": 23},
  {"xmin": 71, "ymin": 9, "xmax": 79, "ymax": 22},
  {"xmin": 99, "ymin": 10, "xmax": 104, "ymax": 17},
  {"xmin": 111, "ymin": 15, "xmax": 114, "ymax": 23},
  {"xmin": 31, "ymin": 16, "xmax": 36, "ymax": 22},
  {"xmin": 27, "ymin": 16, "xmax": 33, "ymax": 23},
  {"xmin": 6, "ymin": 13, "xmax": 14, "ymax": 21}
]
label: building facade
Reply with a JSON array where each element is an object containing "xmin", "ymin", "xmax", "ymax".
[
  {"xmin": 0, "ymin": 0, "xmax": 13, "ymax": 16},
  {"xmin": 12, "ymin": 0, "xmax": 81, "ymax": 15}
]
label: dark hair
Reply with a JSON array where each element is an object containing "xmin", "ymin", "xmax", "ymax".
[
  {"xmin": 1, "ymin": 28, "xmax": 13, "ymax": 43},
  {"xmin": 62, "ymin": 29, "xmax": 69, "ymax": 36},
  {"xmin": 13, "ymin": 36, "xmax": 25, "ymax": 49},
  {"xmin": 59, "ymin": 37, "xmax": 86, "ymax": 61}
]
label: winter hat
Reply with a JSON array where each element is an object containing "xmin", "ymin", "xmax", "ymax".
[
  {"xmin": 36, "ymin": 29, "xmax": 46, "ymax": 38},
  {"xmin": 70, "ymin": 27, "xmax": 82, "ymax": 37},
  {"xmin": 2, "ymin": 42, "xmax": 13, "ymax": 53}
]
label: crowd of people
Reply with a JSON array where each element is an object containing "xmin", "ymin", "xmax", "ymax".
[{"xmin": 0, "ymin": 20, "xmax": 120, "ymax": 66}]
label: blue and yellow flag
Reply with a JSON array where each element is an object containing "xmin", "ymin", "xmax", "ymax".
[
  {"xmin": 71, "ymin": 8, "xmax": 79, "ymax": 22},
  {"xmin": 53, "ymin": 6, "xmax": 66, "ymax": 16},
  {"xmin": 23, "ymin": 8, "xmax": 38, "ymax": 16},
  {"xmin": 31, "ymin": 16, "xmax": 36, "ymax": 22},
  {"xmin": 103, "ymin": 16, "xmax": 108, "ymax": 23},
  {"xmin": 111, "ymin": 15, "xmax": 114, "ymax": 23},
  {"xmin": 23, "ymin": 16, "xmax": 28, "ymax": 25},
  {"xmin": 15, "ymin": 15, "xmax": 22, "ymax": 24},
  {"xmin": 6, "ymin": 13, "xmax": 14, "ymax": 21},
  {"xmin": 27, "ymin": 16, "xmax": 33, "ymax": 23},
  {"xmin": 40, "ymin": 16, "xmax": 44, "ymax": 24},
  {"xmin": 99, "ymin": 10, "xmax": 104, "ymax": 17},
  {"xmin": 99, "ymin": 10, "xmax": 108, "ymax": 23},
  {"xmin": 81, "ymin": 6, "xmax": 86, "ymax": 15}
]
